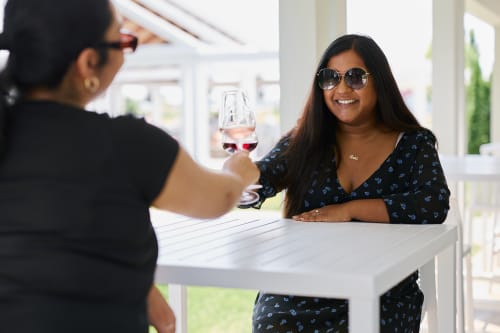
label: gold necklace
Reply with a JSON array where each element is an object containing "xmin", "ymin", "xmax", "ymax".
[{"xmin": 348, "ymin": 154, "xmax": 359, "ymax": 161}]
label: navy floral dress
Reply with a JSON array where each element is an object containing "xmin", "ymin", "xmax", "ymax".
[{"xmin": 251, "ymin": 129, "xmax": 450, "ymax": 333}]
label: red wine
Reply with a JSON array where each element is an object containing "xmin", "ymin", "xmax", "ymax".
[
  {"xmin": 222, "ymin": 142, "xmax": 238, "ymax": 154},
  {"xmin": 222, "ymin": 141, "xmax": 258, "ymax": 153},
  {"xmin": 241, "ymin": 141, "xmax": 258, "ymax": 152}
]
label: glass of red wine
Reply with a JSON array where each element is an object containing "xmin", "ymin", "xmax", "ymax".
[{"xmin": 219, "ymin": 89, "xmax": 260, "ymax": 206}]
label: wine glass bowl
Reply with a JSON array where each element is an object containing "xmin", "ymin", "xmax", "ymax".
[
  {"xmin": 219, "ymin": 89, "xmax": 255, "ymax": 130},
  {"xmin": 219, "ymin": 89, "xmax": 259, "ymax": 153}
]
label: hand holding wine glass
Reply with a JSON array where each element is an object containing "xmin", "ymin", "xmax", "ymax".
[{"xmin": 219, "ymin": 89, "xmax": 260, "ymax": 205}]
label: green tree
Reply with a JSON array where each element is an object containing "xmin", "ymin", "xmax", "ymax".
[
  {"xmin": 466, "ymin": 30, "xmax": 491, "ymax": 154},
  {"xmin": 125, "ymin": 97, "xmax": 140, "ymax": 116}
]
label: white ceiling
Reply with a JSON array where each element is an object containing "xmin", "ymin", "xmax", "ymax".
[
  {"xmin": 467, "ymin": 0, "xmax": 500, "ymax": 25},
  {"xmin": 477, "ymin": 0, "xmax": 500, "ymax": 14}
]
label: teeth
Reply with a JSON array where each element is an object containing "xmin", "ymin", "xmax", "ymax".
[{"xmin": 337, "ymin": 99, "xmax": 356, "ymax": 104}]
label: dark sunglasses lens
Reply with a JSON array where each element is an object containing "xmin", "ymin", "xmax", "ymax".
[
  {"xmin": 317, "ymin": 69, "xmax": 340, "ymax": 90},
  {"xmin": 120, "ymin": 34, "xmax": 138, "ymax": 53},
  {"xmin": 345, "ymin": 68, "xmax": 368, "ymax": 89}
]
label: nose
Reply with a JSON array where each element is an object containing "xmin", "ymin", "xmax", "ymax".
[{"xmin": 335, "ymin": 75, "xmax": 351, "ymax": 92}]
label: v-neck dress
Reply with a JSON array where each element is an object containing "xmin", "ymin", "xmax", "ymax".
[{"xmin": 251, "ymin": 129, "xmax": 450, "ymax": 333}]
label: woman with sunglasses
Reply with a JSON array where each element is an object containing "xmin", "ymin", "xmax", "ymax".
[
  {"xmin": 0, "ymin": 0, "xmax": 259, "ymax": 332},
  {"xmin": 249, "ymin": 34, "xmax": 450, "ymax": 332}
]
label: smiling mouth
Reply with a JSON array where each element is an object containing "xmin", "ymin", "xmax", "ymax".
[{"xmin": 336, "ymin": 99, "xmax": 356, "ymax": 105}]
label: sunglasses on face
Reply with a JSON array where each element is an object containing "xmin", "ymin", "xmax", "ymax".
[
  {"xmin": 316, "ymin": 67, "xmax": 370, "ymax": 90},
  {"xmin": 96, "ymin": 31, "xmax": 138, "ymax": 54}
]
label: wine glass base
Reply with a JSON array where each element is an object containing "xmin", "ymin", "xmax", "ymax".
[{"xmin": 238, "ymin": 190, "xmax": 260, "ymax": 206}]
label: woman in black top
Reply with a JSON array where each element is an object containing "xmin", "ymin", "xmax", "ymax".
[
  {"xmin": 250, "ymin": 35, "xmax": 450, "ymax": 332},
  {"xmin": 0, "ymin": 1, "xmax": 259, "ymax": 332}
]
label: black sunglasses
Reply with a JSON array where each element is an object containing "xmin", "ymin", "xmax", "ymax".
[
  {"xmin": 316, "ymin": 67, "xmax": 370, "ymax": 90},
  {"xmin": 95, "ymin": 31, "xmax": 138, "ymax": 54}
]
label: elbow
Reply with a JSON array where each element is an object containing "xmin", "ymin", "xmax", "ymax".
[
  {"xmin": 196, "ymin": 189, "xmax": 240, "ymax": 219},
  {"xmin": 216, "ymin": 189, "xmax": 241, "ymax": 217}
]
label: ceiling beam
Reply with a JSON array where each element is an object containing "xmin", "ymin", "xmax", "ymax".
[
  {"xmin": 137, "ymin": 0, "xmax": 242, "ymax": 47},
  {"xmin": 112, "ymin": 0, "xmax": 204, "ymax": 49},
  {"xmin": 466, "ymin": 0, "xmax": 500, "ymax": 26}
]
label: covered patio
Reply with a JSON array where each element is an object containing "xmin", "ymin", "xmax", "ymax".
[{"xmin": 1, "ymin": 0, "xmax": 499, "ymax": 331}]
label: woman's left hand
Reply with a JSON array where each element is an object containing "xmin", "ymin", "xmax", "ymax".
[{"xmin": 292, "ymin": 204, "xmax": 351, "ymax": 222}]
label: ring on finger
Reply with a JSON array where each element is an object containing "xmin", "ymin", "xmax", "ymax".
[{"xmin": 313, "ymin": 209, "xmax": 320, "ymax": 216}]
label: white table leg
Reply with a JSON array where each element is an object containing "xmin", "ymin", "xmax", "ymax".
[
  {"xmin": 350, "ymin": 297, "xmax": 379, "ymax": 333},
  {"xmin": 437, "ymin": 244, "xmax": 457, "ymax": 333},
  {"xmin": 420, "ymin": 258, "xmax": 438, "ymax": 333},
  {"xmin": 168, "ymin": 284, "xmax": 187, "ymax": 333}
]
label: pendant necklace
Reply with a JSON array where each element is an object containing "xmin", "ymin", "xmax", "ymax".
[{"xmin": 348, "ymin": 154, "xmax": 359, "ymax": 161}]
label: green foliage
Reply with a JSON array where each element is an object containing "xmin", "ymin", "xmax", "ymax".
[
  {"xmin": 259, "ymin": 194, "xmax": 283, "ymax": 210},
  {"xmin": 125, "ymin": 97, "xmax": 141, "ymax": 116},
  {"xmin": 150, "ymin": 285, "xmax": 256, "ymax": 333},
  {"xmin": 466, "ymin": 30, "xmax": 491, "ymax": 154}
]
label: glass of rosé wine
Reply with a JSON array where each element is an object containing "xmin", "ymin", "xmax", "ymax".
[{"xmin": 219, "ymin": 89, "xmax": 260, "ymax": 205}]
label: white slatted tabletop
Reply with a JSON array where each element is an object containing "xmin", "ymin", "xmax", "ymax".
[
  {"xmin": 440, "ymin": 154, "xmax": 500, "ymax": 182},
  {"xmin": 151, "ymin": 209, "xmax": 457, "ymax": 333}
]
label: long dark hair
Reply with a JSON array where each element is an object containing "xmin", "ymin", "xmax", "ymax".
[
  {"xmin": 0, "ymin": 0, "xmax": 113, "ymax": 158},
  {"xmin": 277, "ymin": 34, "xmax": 426, "ymax": 217}
]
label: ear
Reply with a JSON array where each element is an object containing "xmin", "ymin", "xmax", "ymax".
[{"xmin": 75, "ymin": 48, "xmax": 100, "ymax": 79}]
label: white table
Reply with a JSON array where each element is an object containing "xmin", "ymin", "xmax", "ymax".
[
  {"xmin": 152, "ymin": 210, "xmax": 457, "ymax": 333},
  {"xmin": 440, "ymin": 154, "xmax": 500, "ymax": 182},
  {"xmin": 440, "ymin": 153, "xmax": 500, "ymax": 256}
]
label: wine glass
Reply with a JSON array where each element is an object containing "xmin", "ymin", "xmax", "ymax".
[{"xmin": 219, "ymin": 89, "xmax": 260, "ymax": 205}]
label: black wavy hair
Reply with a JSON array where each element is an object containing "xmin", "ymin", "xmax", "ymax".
[{"xmin": 0, "ymin": 0, "xmax": 113, "ymax": 157}]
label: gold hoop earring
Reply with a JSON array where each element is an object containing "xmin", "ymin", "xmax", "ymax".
[{"xmin": 84, "ymin": 77, "xmax": 100, "ymax": 93}]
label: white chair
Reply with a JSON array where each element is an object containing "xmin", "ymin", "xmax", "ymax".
[
  {"xmin": 476, "ymin": 142, "xmax": 500, "ymax": 273},
  {"xmin": 420, "ymin": 197, "xmax": 474, "ymax": 333}
]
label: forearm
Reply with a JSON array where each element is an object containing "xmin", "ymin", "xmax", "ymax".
[
  {"xmin": 345, "ymin": 199, "xmax": 390, "ymax": 223},
  {"xmin": 153, "ymin": 148, "xmax": 259, "ymax": 218},
  {"xmin": 293, "ymin": 199, "xmax": 390, "ymax": 223}
]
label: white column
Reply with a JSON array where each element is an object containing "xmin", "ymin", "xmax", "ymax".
[
  {"xmin": 278, "ymin": 0, "xmax": 346, "ymax": 134},
  {"xmin": 316, "ymin": 0, "xmax": 347, "ymax": 58},
  {"xmin": 0, "ymin": 0, "xmax": 5, "ymax": 69},
  {"xmin": 491, "ymin": 26, "xmax": 500, "ymax": 143},
  {"xmin": 0, "ymin": 0, "xmax": 4, "ymax": 31},
  {"xmin": 168, "ymin": 284, "xmax": 187, "ymax": 333},
  {"xmin": 181, "ymin": 60, "xmax": 208, "ymax": 159},
  {"xmin": 180, "ymin": 62, "xmax": 195, "ymax": 155},
  {"xmin": 432, "ymin": 0, "xmax": 465, "ymax": 154}
]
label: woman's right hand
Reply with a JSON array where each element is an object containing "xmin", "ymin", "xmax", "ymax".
[{"xmin": 222, "ymin": 151, "xmax": 260, "ymax": 188}]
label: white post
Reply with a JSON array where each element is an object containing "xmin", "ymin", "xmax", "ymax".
[
  {"xmin": 278, "ymin": 0, "xmax": 316, "ymax": 134},
  {"xmin": 168, "ymin": 284, "xmax": 188, "ymax": 333},
  {"xmin": 432, "ymin": 0, "xmax": 465, "ymax": 155},
  {"xmin": 491, "ymin": 26, "xmax": 500, "ymax": 143},
  {"xmin": 316, "ymin": 0, "xmax": 347, "ymax": 59},
  {"xmin": 278, "ymin": 0, "xmax": 346, "ymax": 134}
]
